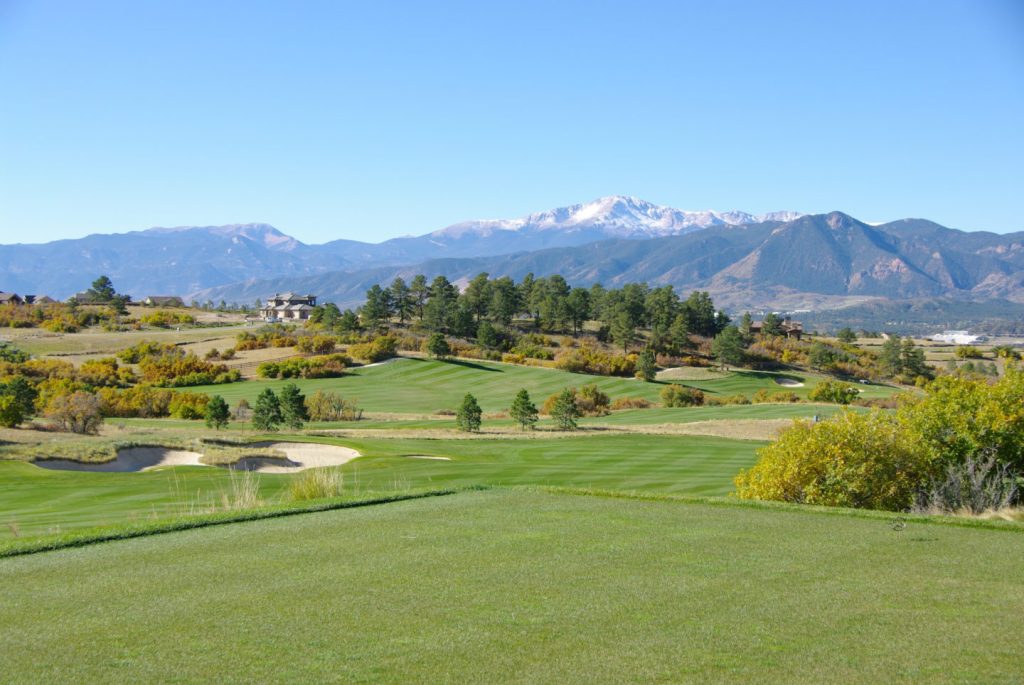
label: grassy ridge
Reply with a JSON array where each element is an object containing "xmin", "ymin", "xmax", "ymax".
[
  {"xmin": 2, "ymin": 488, "xmax": 1021, "ymax": 683},
  {"xmin": 188, "ymin": 357, "xmax": 898, "ymax": 413}
]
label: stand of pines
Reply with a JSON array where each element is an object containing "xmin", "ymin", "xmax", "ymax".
[
  {"xmin": 509, "ymin": 388, "xmax": 538, "ymax": 430},
  {"xmin": 456, "ymin": 393, "xmax": 482, "ymax": 432}
]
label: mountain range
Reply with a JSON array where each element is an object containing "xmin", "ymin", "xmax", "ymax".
[{"xmin": 2, "ymin": 196, "xmax": 1023, "ymax": 311}]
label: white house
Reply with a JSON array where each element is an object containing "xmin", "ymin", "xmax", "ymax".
[{"xmin": 260, "ymin": 292, "xmax": 317, "ymax": 321}]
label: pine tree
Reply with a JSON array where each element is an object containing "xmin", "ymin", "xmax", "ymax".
[
  {"xmin": 610, "ymin": 309, "xmax": 636, "ymax": 353},
  {"xmin": 252, "ymin": 388, "xmax": 282, "ymax": 431},
  {"xmin": 509, "ymin": 389, "xmax": 538, "ymax": 430},
  {"xmin": 836, "ymin": 327, "xmax": 857, "ymax": 344},
  {"xmin": 456, "ymin": 393, "xmax": 482, "ymax": 432},
  {"xmin": 879, "ymin": 335, "xmax": 903, "ymax": 376},
  {"xmin": 204, "ymin": 395, "xmax": 230, "ymax": 430},
  {"xmin": 279, "ymin": 383, "xmax": 308, "ymax": 430},
  {"xmin": 426, "ymin": 332, "xmax": 451, "ymax": 359},
  {"xmin": 636, "ymin": 348, "xmax": 657, "ymax": 382},
  {"xmin": 711, "ymin": 326, "xmax": 745, "ymax": 368},
  {"xmin": 550, "ymin": 388, "xmax": 580, "ymax": 431}
]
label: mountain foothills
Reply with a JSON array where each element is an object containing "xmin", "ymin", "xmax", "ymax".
[{"xmin": 2, "ymin": 196, "xmax": 1022, "ymax": 310}]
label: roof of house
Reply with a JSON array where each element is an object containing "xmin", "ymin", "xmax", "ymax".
[
  {"xmin": 0, "ymin": 292, "xmax": 22, "ymax": 303},
  {"xmin": 146, "ymin": 295, "xmax": 184, "ymax": 304}
]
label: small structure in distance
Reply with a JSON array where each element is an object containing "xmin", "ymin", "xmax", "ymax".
[{"xmin": 931, "ymin": 330, "xmax": 987, "ymax": 345}]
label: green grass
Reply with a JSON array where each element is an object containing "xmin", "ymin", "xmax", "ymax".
[
  {"xmin": 0, "ymin": 433, "xmax": 760, "ymax": 536},
  {"xmin": 189, "ymin": 356, "xmax": 898, "ymax": 413},
  {"xmin": 2, "ymin": 488, "xmax": 1021, "ymax": 683}
]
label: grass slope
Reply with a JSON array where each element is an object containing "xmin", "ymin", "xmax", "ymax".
[
  {"xmin": 2, "ymin": 489, "xmax": 1021, "ymax": 683},
  {"xmin": 0, "ymin": 433, "xmax": 760, "ymax": 536},
  {"xmin": 190, "ymin": 357, "xmax": 897, "ymax": 413}
]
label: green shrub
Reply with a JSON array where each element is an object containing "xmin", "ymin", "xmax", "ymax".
[
  {"xmin": 660, "ymin": 384, "xmax": 704, "ymax": 407},
  {"xmin": 808, "ymin": 380, "xmax": 859, "ymax": 404}
]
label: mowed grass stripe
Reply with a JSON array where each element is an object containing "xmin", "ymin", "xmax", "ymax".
[
  {"xmin": 1, "ymin": 489, "xmax": 1021, "ymax": 684},
  {"xmin": 0, "ymin": 434, "xmax": 761, "ymax": 535},
  {"xmin": 189, "ymin": 357, "xmax": 897, "ymax": 414}
]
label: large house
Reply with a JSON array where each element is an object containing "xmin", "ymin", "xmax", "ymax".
[
  {"xmin": 749, "ymin": 316, "xmax": 804, "ymax": 340},
  {"xmin": 0, "ymin": 292, "xmax": 24, "ymax": 305},
  {"xmin": 260, "ymin": 292, "xmax": 317, "ymax": 321}
]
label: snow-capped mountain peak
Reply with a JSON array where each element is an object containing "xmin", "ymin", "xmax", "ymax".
[{"xmin": 431, "ymin": 196, "xmax": 802, "ymax": 240}]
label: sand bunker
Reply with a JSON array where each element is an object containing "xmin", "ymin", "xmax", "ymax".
[
  {"xmin": 32, "ymin": 443, "xmax": 361, "ymax": 474},
  {"xmin": 773, "ymin": 377, "xmax": 805, "ymax": 387},
  {"xmin": 245, "ymin": 442, "xmax": 362, "ymax": 473},
  {"xmin": 405, "ymin": 455, "xmax": 452, "ymax": 461},
  {"xmin": 33, "ymin": 447, "xmax": 205, "ymax": 473}
]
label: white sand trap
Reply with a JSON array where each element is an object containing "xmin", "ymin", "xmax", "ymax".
[
  {"xmin": 359, "ymin": 357, "xmax": 403, "ymax": 369},
  {"xmin": 33, "ymin": 447, "xmax": 204, "ymax": 472},
  {"xmin": 33, "ymin": 443, "xmax": 360, "ymax": 474},
  {"xmin": 246, "ymin": 442, "xmax": 362, "ymax": 473},
  {"xmin": 405, "ymin": 455, "xmax": 451, "ymax": 461},
  {"xmin": 773, "ymin": 377, "xmax": 805, "ymax": 387}
]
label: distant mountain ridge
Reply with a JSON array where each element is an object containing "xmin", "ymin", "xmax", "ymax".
[
  {"xmin": 0, "ymin": 197, "xmax": 801, "ymax": 298},
  {"xmin": 193, "ymin": 212, "xmax": 1024, "ymax": 311}
]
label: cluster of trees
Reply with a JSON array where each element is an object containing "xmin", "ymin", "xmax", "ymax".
[
  {"xmin": 736, "ymin": 365, "xmax": 1024, "ymax": 512},
  {"xmin": 319, "ymin": 274, "xmax": 731, "ymax": 354}
]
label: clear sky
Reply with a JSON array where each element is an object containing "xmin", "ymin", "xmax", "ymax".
[{"xmin": 1, "ymin": 0, "xmax": 1022, "ymax": 244}]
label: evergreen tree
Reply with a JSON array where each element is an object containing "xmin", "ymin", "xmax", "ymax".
[
  {"xmin": 760, "ymin": 312, "xmax": 783, "ymax": 337},
  {"xmin": 565, "ymin": 288, "xmax": 591, "ymax": 335},
  {"xmin": 477, "ymin": 321, "xmax": 500, "ymax": 349},
  {"xmin": 87, "ymin": 275, "xmax": 117, "ymax": 302},
  {"xmin": 681, "ymin": 291, "xmax": 717, "ymax": 337},
  {"xmin": 738, "ymin": 312, "xmax": 754, "ymax": 342},
  {"xmin": 389, "ymin": 277, "xmax": 413, "ymax": 323},
  {"xmin": 204, "ymin": 395, "xmax": 231, "ymax": 430},
  {"xmin": 361, "ymin": 285, "xmax": 388, "ymax": 330},
  {"xmin": 900, "ymin": 338, "xmax": 930, "ymax": 379},
  {"xmin": 489, "ymin": 277, "xmax": 519, "ymax": 326},
  {"xmin": 456, "ymin": 393, "xmax": 482, "ymax": 432},
  {"xmin": 668, "ymin": 314, "xmax": 690, "ymax": 354},
  {"xmin": 509, "ymin": 388, "xmax": 538, "ymax": 430},
  {"xmin": 610, "ymin": 308, "xmax": 636, "ymax": 352},
  {"xmin": 550, "ymin": 388, "xmax": 580, "ymax": 430},
  {"xmin": 426, "ymin": 332, "xmax": 451, "ymax": 359},
  {"xmin": 279, "ymin": 383, "xmax": 308, "ymax": 430},
  {"xmin": 410, "ymin": 274, "xmax": 429, "ymax": 321},
  {"xmin": 252, "ymin": 388, "xmax": 283, "ymax": 431},
  {"xmin": 636, "ymin": 348, "xmax": 657, "ymax": 382},
  {"xmin": 463, "ymin": 273, "xmax": 492, "ymax": 322},
  {"xmin": 711, "ymin": 325, "xmax": 745, "ymax": 368},
  {"xmin": 879, "ymin": 335, "xmax": 903, "ymax": 376},
  {"xmin": 836, "ymin": 327, "xmax": 857, "ymax": 344},
  {"xmin": 424, "ymin": 276, "xmax": 457, "ymax": 332}
]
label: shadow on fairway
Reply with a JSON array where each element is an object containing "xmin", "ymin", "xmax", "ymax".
[{"xmin": 443, "ymin": 359, "xmax": 505, "ymax": 373}]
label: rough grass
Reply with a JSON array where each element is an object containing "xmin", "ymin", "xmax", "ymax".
[{"xmin": 1, "ymin": 488, "xmax": 1021, "ymax": 683}]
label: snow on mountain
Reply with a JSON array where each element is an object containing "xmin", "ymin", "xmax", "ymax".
[{"xmin": 431, "ymin": 196, "xmax": 802, "ymax": 240}]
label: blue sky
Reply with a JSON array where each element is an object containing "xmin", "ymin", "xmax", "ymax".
[{"xmin": 1, "ymin": 0, "xmax": 1022, "ymax": 244}]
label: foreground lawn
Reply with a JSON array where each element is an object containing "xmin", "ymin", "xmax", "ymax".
[
  {"xmin": 1, "ymin": 489, "xmax": 1021, "ymax": 683},
  {"xmin": 0, "ymin": 433, "xmax": 760, "ymax": 536},
  {"xmin": 188, "ymin": 357, "xmax": 898, "ymax": 413}
]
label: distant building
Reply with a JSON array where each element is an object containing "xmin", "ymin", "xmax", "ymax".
[
  {"xmin": 931, "ymin": 330, "xmax": 987, "ymax": 345},
  {"xmin": 24, "ymin": 295, "xmax": 56, "ymax": 305},
  {"xmin": 0, "ymin": 292, "xmax": 23, "ymax": 305},
  {"xmin": 749, "ymin": 316, "xmax": 803, "ymax": 340},
  {"xmin": 260, "ymin": 292, "xmax": 317, "ymax": 321},
  {"xmin": 143, "ymin": 296, "xmax": 185, "ymax": 308}
]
